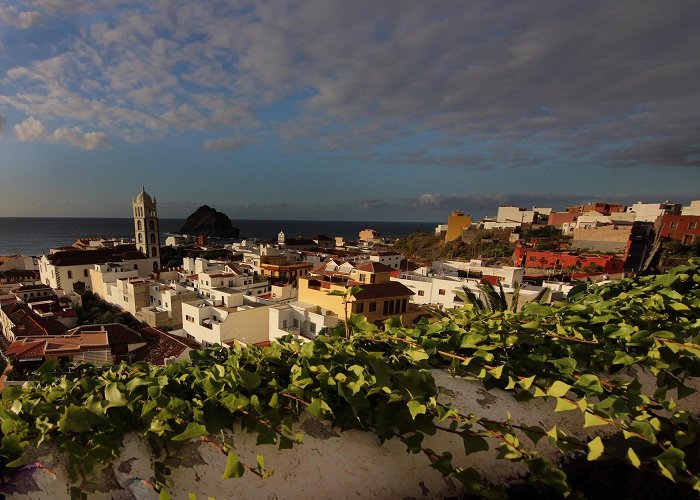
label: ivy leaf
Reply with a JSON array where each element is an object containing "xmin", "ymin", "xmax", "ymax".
[
  {"xmin": 222, "ymin": 450, "xmax": 245, "ymax": 479},
  {"xmin": 627, "ymin": 447, "xmax": 641, "ymax": 468},
  {"xmin": 105, "ymin": 383, "xmax": 128, "ymax": 408},
  {"xmin": 573, "ymin": 374, "xmax": 604, "ymax": 396},
  {"xmin": 171, "ymin": 422, "xmax": 206, "ymax": 442},
  {"xmin": 462, "ymin": 435, "xmax": 489, "ymax": 455},
  {"xmin": 407, "ymin": 400, "xmax": 427, "ymax": 420},
  {"xmin": 584, "ymin": 413, "xmax": 609, "ymax": 428},
  {"xmin": 547, "ymin": 381, "xmax": 571, "ymax": 398},
  {"xmin": 405, "ymin": 349, "xmax": 429, "ymax": 362},
  {"xmin": 587, "ymin": 436, "xmax": 604, "ymax": 461},
  {"xmin": 239, "ymin": 370, "xmax": 261, "ymax": 390}
]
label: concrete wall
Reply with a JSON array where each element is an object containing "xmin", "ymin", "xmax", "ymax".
[{"xmin": 13, "ymin": 368, "xmax": 699, "ymax": 499}]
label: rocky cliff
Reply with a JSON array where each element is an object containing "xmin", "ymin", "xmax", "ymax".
[{"xmin": 179, "ymin": 205, "xmax": 239, "ymax": 238}]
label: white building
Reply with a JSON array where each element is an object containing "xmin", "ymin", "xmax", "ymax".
[
  {"xmin": 496, "ymin": 206, "xmax": 551, "ymax": 225},
  {"xmin": 268, "ymin": 301, "xmax": 339, "ymax": 341},
  {"xmin": 682, "ymin": 200, "xmax": 700, "ymax": 216},
  {"xmin": 368, "ymin": 251, "xmax": 404, "ymax": 270},
  {"xmin": 181, "ymin": 300, "xmax": 270, "ymax": 346},
  {"xmin": 39, "ymin": 248, "xmax": 154, "ymax": 292},
  {"xmin": 431, "ymin": 260, "xmax": 524, "ymax": 288},
  {"xmin": 627, "ymin": 201, "xmax": 681, "ymax": 222}
]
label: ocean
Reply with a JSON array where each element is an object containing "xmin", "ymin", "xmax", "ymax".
[{"xmin": 0, "ymin": 218, "xmax": 439, "ymax": 256}]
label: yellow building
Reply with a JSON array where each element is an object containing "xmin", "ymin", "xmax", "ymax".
[
  {"xmin": 297, "ymin": 275, "xmax": 419, "ymax": 324},
  {"xmin": 444, "ymin": 210, "xmax": 473, "ymax": 242}
]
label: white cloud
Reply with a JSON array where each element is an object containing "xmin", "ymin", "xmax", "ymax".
[
  {"xmin": 14, "ymin": 117, "xmax": 107, "ymax": 149},
  {"xmin": 0, "ymin": 6, "xmax": 42, "ymax": 29},
  {"xmin": 1, "ymin": 1, "xmax": 699, "ymax": 167},
  {"xmin": 51, "ymin": 126, "xmax": 108, "ymax": 150},
  {"xmin": 15, "ymin": 117, "xmax": 47, "ymax": 141}
]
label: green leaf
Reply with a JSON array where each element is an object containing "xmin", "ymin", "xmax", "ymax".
[
  {"xmin": 239, "ymin": 370, "xmax": 261, "ymax": 390},
  {"xmin": 58, "ymin": 405, "xmax": 93, "ymax": 433},
  {"xmin": 221, "ymin": 450, "xmax": 245, "ymax": 479},
  {"xmin": 627, "ymin": 447, "xmax": 641, "ymax": 468},
  {"xmin": 407, "ymin": 400, "xmax": 427, "ymax": 420},
  {"xmin": 573, "ymin": 374, "xmax": 604, "ymax": 396},
  {"xmin": 171, "ymin": 422, "xmax": 207, "ymax": 442},
  {"xmin": 405, "ymin": 349, "xmax": 429, "ymax": 362},
  {"xmin": 462, "ymin": 435, "xmax": 489, "ymax": 455},
  {"xmin": 584, "ymin": 413, "xmax": 609, "ymax": 428},
  {"xmin": 105, "ymin": 382, "xmax": 128, "ymax": 408},
  {"xmin": 547, "ymin": 381, "xmax": 571, "ymax": 398},
  {"xmin": 587, "ymin": 436, "xmax": 604, "ymax": 461}
]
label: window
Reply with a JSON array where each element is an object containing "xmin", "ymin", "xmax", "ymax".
[
  {"xmin": 151, "ymin": 246, "xmax": 157, "ymax": 257},
  {"xmin": 186, "ymin": 315, "xmax": 194, "ymax": 322},
  {"xmin": 369, "ymin": 301, "xmax": 376, "ymax": 312},
  {"xmin": 134, "ymin": 264, "xmax": 138, "ymax": 270},
  {"xmin": 138, "ymin": 234, "xmax": 143, "ymax": 242},
  {"xmin": 356, "ymin": 303, "xmax": 364, "ymax": 313},
  {"xmin": 359, "ymin": 273, "xmax": 366, "ymax": 282},
  {"xmin": 151, "ymin": 234, "xmax": 156, "ymax": 243},
  {"xmin": 670, "ymin": 221, "xmax": 679, "ymax": 229},
  {"xmin": 690, "ymin": 222, "xmax": 698, "ymax": 230},
  {"xmin": 137, "ymin": 221, "xmax": 142, "ymax": 230},
  {"xmin": 418, "ymin": 290, "xmax": 425, "ymax": 296},
  {"xmin": 282, "ymin": 320, "xmax": 288, "ymax": 329},
  {"xmin": 67, "ymin": 271, "xmax": 72, "ymax": 279},
  {"xmin": 309, "ymin": 323, "xmax": 316, "ymax": 333},
  {"xmin": 438, "ymin": 289, "xmax": 446, "ymax": 295},
  {"xmin": 84, "ymin": 269, "xmax": 88, "ymax": 277},
  {"xmin": 149, "ymin": 220, "xmax": 155, "ymax": 230},
  {"xmin": 293, "ymin": 319, "xmax": 299, "ymax": 328}
]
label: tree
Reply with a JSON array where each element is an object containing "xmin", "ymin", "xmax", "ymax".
[{"xmin": 327, "ymin": 286, "xmax": 362, "ymax": 338}]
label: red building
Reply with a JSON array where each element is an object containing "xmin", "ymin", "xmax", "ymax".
[
  {"xmin": 655, "ymin": 215, "xmax": 700, "ymax": 245},
  {"xmin": 513, "ymin": 246, "xmax": 625, "ymax": 274},
  {"xmin": 548, "ymin": 212, "xmax": 579, "ymax": 228}
]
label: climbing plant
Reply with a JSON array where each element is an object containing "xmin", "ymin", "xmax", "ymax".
[{"xmin": 0, "ymin": 260, "xmax": 699, "ymax": 498}]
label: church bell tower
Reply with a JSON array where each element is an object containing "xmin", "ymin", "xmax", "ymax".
[{"xmin": 133, "ymin": 186, "xmax": 160, "ymax": 270}]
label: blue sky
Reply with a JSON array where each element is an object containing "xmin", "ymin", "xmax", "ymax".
[{"xmin": 0, "ymin": 1, "xmax": 698, "ymax": 221}]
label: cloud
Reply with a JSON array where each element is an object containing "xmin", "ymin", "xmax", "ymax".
[
  {"xmin": 15, "ymin": 117, "xmax": 47, "ymax": 141},
  {"xmin": 0, "ymin": 113, "xmax": 5, "ymax": 134},
  {"xmin": 14, "ymin": 117, "xmax": 107, "ymax": 149},
  {"xmin": 51, "ymin": 126, "xmax": 108, "ymax": 150},
  {"xmin": 0, "ymin": 6, "xmax": 42, "ymax": 29},
  {"xmin": 1, "ymin": 1, "xmax": 699, "ymax": 169}
]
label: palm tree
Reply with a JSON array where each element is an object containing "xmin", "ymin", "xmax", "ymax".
[
  {"xmin": 327, "ymin": 285, "xmax": 362, "ymax": 338},
  {"xmin": 456, "ymin": 279, "xmax": 550, "ymax": 313}
]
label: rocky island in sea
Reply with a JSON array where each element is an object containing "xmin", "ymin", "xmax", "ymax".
[{"xmin": 179, "ymin": 205, "xmax": 239, "ymax": 238}]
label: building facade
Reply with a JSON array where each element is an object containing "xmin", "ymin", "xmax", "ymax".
[{"xmin": 133, "ymin": 186, "xmax": 161, "ymax": 269}]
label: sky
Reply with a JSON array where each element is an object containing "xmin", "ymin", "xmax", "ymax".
[{"xmin": 0, "ymin": 1, "xmax": 699, "ymax": 222}]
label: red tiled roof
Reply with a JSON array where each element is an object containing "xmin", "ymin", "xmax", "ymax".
[
  {"xmin": 5, "ymin": 339, "xmax": 46, "ymax": 359},
  {"xmin": 354, "ymin": 261, "xmax": 395, "ymax": 273},
  {"xmin": 46, "ymin": 245, "xmax": 147, "ymax": 266},
  {"xmin": 131, "ymin": 327, "xmax": 199, "ymax": 365},
  {"xmin": 69, "ymin": 324, "xmax": 144, "ymax": 345}
]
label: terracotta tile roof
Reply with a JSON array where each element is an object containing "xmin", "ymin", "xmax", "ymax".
[
  {"xmin": 132, "ymin": 327, "xmax": 199, "ymax": 365},
  {"xmin": 354, "ymin": 261, "xmax": 395, "ymax": 273},
  {"xmin": 353, "ymin": 281, "xmax": 415, "ymax": 300},
  {"xmin": 69, "ymin": 324, "xmax": 144, "ymax": 346},
  {"xmin": 4, "ymin": 304, "xmax": 69, "ymax": 337},
  {"xmin": 5, "ymin": 339, "xmax": 46, "ymax": 359},
  {"xmin": 46, "ymin": 245, "xmax": 147, "ymax": 266}
]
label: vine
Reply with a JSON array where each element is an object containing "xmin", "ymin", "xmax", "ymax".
[{"xmin": 0, "ymin": 259, "xmax": 699, "ymax": 498}]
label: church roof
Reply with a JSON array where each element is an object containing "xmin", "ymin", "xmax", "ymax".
[{"xmin": 135, "ymin": 185, "xmax": 153, "ymax": 204}]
